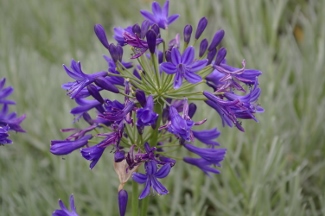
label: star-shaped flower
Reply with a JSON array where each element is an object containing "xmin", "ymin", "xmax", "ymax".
[
  {"xmin": 160, "ymin": 46, "xmax": 208, "ymax": 89},
  {"xmin": 132, "ymin": 160, "xmax": 171, "ymax": 199},
  {"xmin": 140, "ymin": 0, "xmax": 179, "ymax": 29}
]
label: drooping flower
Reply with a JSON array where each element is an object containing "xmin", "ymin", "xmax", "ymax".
[
  {"xmin": 81, "ymin": 129, "xmax": 123, "ymax": 169},
  {"xmin": 160, "ymin": 46, "xmax": 208, "ymax": 89},
  {"xmin": 183, "ymin": 156, "xmax": 225, "ymax": 176},
  {"xmin": 52, "ymin": 194, "xmax": 79, "ymax": 216},
  {"xmin": 140, "ymin": 0, "xmax": 179, "ymax": 29},
  {"xmin": 50, "ymin": 134, "xmax": 92, "ymax": 155},
  {"xmin": 184, "ymin": 144, "xmax": 226, "ymax": 164},
  {"xmin": 132, "ymin": 160, "xmax": 171, "ymax": 199},
  {"xmin": 192, "ymin": 128, "xmax": 220, "ymax": 146},
  {"xmin": 203, "ymin": 91, "xmax": 245, "ymax": 131},
  {"xmin": 70, "ymin": 97, "xmax": 102, "ymax": 120},
  {"xmin": 166, "ymin": 106, "xmax": 194, "ymax": 141}
]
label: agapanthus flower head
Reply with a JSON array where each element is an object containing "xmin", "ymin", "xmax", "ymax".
[
  {"xmin": 53, "ymin": 1, "xmax": 264, "ymax": 215},
  {"xmin": 160, "ymin": 46, "xmax": 208, "ymax": 89},
  {"xmin": 52, "ymin": 194, "xmax": 79, "ymax": 216},
  {"xmin": 132, "ymin": 160, "xmax": 171, "ymax": 199},
  {"xmin": 140, "ymin": 0, "xmax": 179, "ymax": 29}
]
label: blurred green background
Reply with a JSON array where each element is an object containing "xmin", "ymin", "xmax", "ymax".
[{"xmin": 1, "ymin": 0, "xmax": 325, "ymax": 215}]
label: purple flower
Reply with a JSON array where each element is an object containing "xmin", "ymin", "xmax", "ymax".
[
  {"xmin": 167, "ymin": 106, "xmax": 194, "ymax": 141},
  {"xmin": 132, "ymin": 160, "xmax": 171, "ymax": 199},
  {"xmin": 70, "ymin": 98, "xmax": 102, "ymax": 117},
  {"xmin": 193, "ymin": 128, "xmax": 220, "ymax": 146},
  {"xmin": 0, "ymin": 125, "xmax": 11, "ymax": 145},
  {"xmin": 0, "ymin": 78, "xmax": 15, "ymax": 105},
  {"xmin": 136, "ymin": 95, "xmax": 158, "ymax": 128},
  {"xmin": 123, "ymin": 31, "xmax": 162, "ymax": 59},
  {"xmin": 118, "ymin": 190, "xmax": 128, "ymax": 216},
  {"xmin": 52, "ymin": 194, "xmax": 79, "ymax": 216},
  {"xmin": 103, "ymin": 55, "xmax": 132, "ymax": 86},
  {"xmin": 81, "ymin": 130, "xmax": 122, "ymax": 169},
  {"xmin": 99, "ymin": 100, "xmax": 134, "ymax": 123},
  {"xmin": 184, "ymin": 144, "xmax": 226, "ymax": 164},
  {"xmin": 62, "ymin": 60, "xmax": 107, "ymax": 99},
  {"xmin": 160, "ymin": 46, "xmax": 208, "ymax": 89},
  {"xmin": 50, "ymin": 134, "xmax": 92, "ymax": 155},
  {"xmin": 0, "ymin": 104, "xmax": 26, "ymax": 133},
  {"xmin": 208, "ymin": 60, "xmax": 262, "ymax": 92},
  {"xmin": 80, "ymin": 145, "xmax": 105, "ymax": 169},
  {"xmin": 114, "ymin": 26, "xmax": 133, "ymax": 46},
  {"xmin": 183, "ymin": 156, "xmax": 225, "ymax": 176},
  {"xmin": 140, "ymin": 0, "xmax": 179, "ymax": 29},
  {"xmin": 204, "ymin": 91, "xmax": 250, "ymax": 131},
  {"xmin": 206, "ymin": 79, "xmax": 264, "ymax": 127}
]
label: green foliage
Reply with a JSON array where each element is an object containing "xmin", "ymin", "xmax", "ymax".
[{"xmin": 1, "ymin": 0, "xmax": 324, "ymax": 215}]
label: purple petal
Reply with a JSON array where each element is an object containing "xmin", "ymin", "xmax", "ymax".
[
  {"xmin": 140, "ymin": 10, "xmax": 156, "ymax": 23},
  {"xmin": 94, "ymin": 77, "xmax": 119, "ymax": 93},
  {"xmin": 155, "ymin": 164, "xmax": 171, "ymax": 178},
  {"xmin": 69, "ymin": 195, "xmax": 76, "ymax": 212},
  {"xmin": 152, "ymin": 1, "xmax": 162, "ymax": 15},
  {"xmin": 167, "ymin": 14, "xmax": 179, "ymax": 25},
  {"xmin": 174, "ymin": 72, "xmax": 183, "ymax": 89},
  {"xmin": 160, "ymin": 62, "xmax": 177, "ymax": 74},
  {"xmin": 151, "ymin": 177, "xmax": 168, "ymax": 195},
  {"xmin": 139, "ymin": 181, "xmax": 151, "ymax": 199},
  {"xmin": 181, "ymin": 46, "xmax": 195, "ymax": 65},
  {"xmin": 190, "ymin": 59, "xmax": 208, "ymax": 72},
  {"xmin": 132, "ymin": 173, "xmax": 148, "ymax": 184},
  {"xmin": 171, "ymin": 48, "xmax": 181, "ymax": 65},
  {"xmin": 184, "ymin": 71, "xmax": 202, "ymax": 84},
  {"xmin": 50, "ymin": 134, "xmax": 92, "ymax": 155},
  {"xmin": 162, "ymin": 0, "xmax": 169, "ymax": 17}
]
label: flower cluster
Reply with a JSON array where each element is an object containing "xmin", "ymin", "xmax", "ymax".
[
  {"xmin": 0, "ymin": 78, "xmax": 26, "ymax": 145},
  {"xmin": 51, "ymin": 0, "xmax": 263, "ymax": 215}
]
